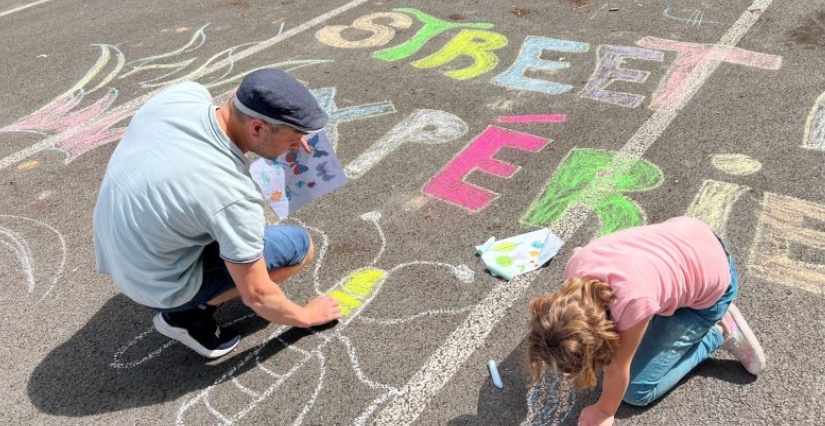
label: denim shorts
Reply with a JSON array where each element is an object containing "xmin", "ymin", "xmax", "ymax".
[{"xmin": 156, "ymin": 225, "xmax": 311, "ymax": 313}]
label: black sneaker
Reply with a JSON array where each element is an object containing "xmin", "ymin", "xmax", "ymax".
[{"xmin": 153, "ymin": 305, "xmax": 240, "ymax": 359}]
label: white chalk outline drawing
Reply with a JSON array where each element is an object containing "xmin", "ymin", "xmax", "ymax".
[
  {"xmin": 663, "ymin": 8, "xmax": 721, "ymax": 26},
  {"xmin": 0, "ymin": 0, "xmax": 375, "ymax": 170},
  {"xmin": 802, "ymin": 91, "xmax": 825, "ymax": 151},
  {"xmin": 110, "ymin": 211, "xmax": 476, "ymax": 425},
  {"xmin": 0, "ymin": 215, "xmax": 66, "ymax": 302},
  {"xmin": 521, "ymin": 371, "xmax": 603, "ymax": 426}
]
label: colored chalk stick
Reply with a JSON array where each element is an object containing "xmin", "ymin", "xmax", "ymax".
[{"xmin": 488, "ymin": 360, "xmax": 503, "ymax": 389}]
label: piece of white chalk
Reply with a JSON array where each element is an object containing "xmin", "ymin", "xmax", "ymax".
[{"xmin": 488, "ymin": 360, "xmax": 503, "ymax": 389}]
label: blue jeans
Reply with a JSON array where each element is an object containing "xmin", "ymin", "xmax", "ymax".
[
  {"xmin": 622, "ymin": 237, "xmax": 738, "ymax": 406},
  {"xmin": 154, "ymin": 225, "xmax": 311, "ymax": 313}
]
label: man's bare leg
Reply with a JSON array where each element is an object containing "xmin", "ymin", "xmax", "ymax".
[{"xmin": 206, "ymin": 238, "xmax": 315, "ymax": 306}]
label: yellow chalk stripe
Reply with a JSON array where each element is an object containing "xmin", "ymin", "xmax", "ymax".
[
  {"xmin": 329, "ymin": 290, "xmax": 362, "ymax": 316},
  {"xmin": 342, "ymin": 269, "xmax": 387, "ymax": 297}
]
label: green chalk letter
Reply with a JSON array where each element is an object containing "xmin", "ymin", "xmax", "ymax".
[
  {"xmin": 411, "ymin": 29, "xmax": 508, "ymax": 80},
  {"xmin": 372, "ymin": 8, "xmax": 494, "ymax": 62},
  {"xmin": 521, "ymin": 148, "xmax": 663, "ymax": 236}
]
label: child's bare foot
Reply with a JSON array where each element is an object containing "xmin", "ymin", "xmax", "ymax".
[{"xmin": 718, "ymin": 304, "xmax": 766, "ymax": 375}]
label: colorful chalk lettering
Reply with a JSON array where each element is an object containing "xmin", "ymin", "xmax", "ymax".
[
  {"xmin": 492, "ymin": 36, "xmax": 590, "ymax": 95},
  {"xmin": 749, "ymin": 193, "xmax": 825, "ymax": 295},
  {"xmin": 423, "ymin": 126, "xmax": 549, "ymax": 212},
  {"xmin": 520, "ymin": 148, "xmax": 663, "ymax": 236},
  {"xmin": 311, "ymin": 87, "xmax": 396, "ymax": 150},
  {"xmin": 710, "ymin": 153, "xmax": 762, "ymax": 176},
  {"xmin": 411, "ymin": 29, "xmax": 508, "ymax": 80},
  {"xmin": 685, "ymin": 180, "xmax": 750, "ymax": 236},
  {"xmin": 315, "ymin": 12, "xmax": 413, "ymax": 48},
  {"xmin": 580, "ymin": 45, "xmax": 664, "ymax": 108},
  {"xmin": 344, "ymin": 109, "xmax": 468, "ymax": 180},
  {"xmin": 372, "ymin": 8, "xmax": 494, "ymax": 62},
  {"xmin": 636, "ymin": 37, "xmax": 783, "ymax": 110},
  {"xmin": 496, "ymin": 114, "xmax": 567, "ymax": 124}
]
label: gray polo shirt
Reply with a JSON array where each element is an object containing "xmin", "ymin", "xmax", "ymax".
[{"xmin": 93, "ymin": 82, "xmax": 265, "ymax": 309}]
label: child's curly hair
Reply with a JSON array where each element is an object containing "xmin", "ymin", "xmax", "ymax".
[{"xmin": 527, "ymin": 277, "xmax": 620, "ymax": 389}]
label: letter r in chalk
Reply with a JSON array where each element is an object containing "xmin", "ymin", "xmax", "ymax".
[{"xmin": 424, "ymin": 126, "xmax": 549, "ymax": 212}]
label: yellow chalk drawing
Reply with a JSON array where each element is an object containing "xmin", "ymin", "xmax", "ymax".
[
  {"xmin": 685, "ymin": 180, "xmax": 750, "ymax": 236},
  {"xmin": 710, "ymin": 154, "xmax": 762, "ymax": 176},
  {"xmin": 329, "ymin": 268, "xmax": 388, "ymax": 315},
  {"xmin": 16, "ymin": 161, "xmax": 40, "ymax": 171},
  {"xmin": 315, "ymin": 12, "xmax": 412, "ymax": 48},
  {"xmin": 172, "ymin": 211, "xmax": 476, "ymax": 425},
  {"xmin": 411, "ymin": 29, "xmax": 508, "ymax": 80},
  {"xmin": 749, "ymin": 193, "xmax": 825, "ymax": 295}
]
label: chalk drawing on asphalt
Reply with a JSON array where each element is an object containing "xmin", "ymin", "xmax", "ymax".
[
  {"xmin": 0, "ymin": 215, "xmax": 66, "ymax": 302},
  {"xmin": 344, "ymin": 109, "xmax": 468, "ymax": 180},
  {"xmin": 423, "ymin": 125, "xmax": 551, "ymax": 213},
  {"xmin": 375, "ymin": 4, "xmax": 781, "ymax": 423},
  {"xmin": 0, "ymin": 0, "xmax": 370, "ymax": 171},
  {"xmin": 803, "ymin": 91, "xmax": 825, "ymax": 151},
  {"xmin": 109, "ymin": 211, "xmax": 476, "ymax": 425},
  {"xmin": 662, "ymin": 8, "xmax": 722, "ymax": 26},
  {"xmin": 749, "ymin": 193, "xmax": 825, "ymax": 295},
  {"xmin": 520, "ymin": 148, "xmax": 663, "ymax": 238},
  {"xmin": 173, "ymin": 211, "xmax": 475, "ymax": 425}
]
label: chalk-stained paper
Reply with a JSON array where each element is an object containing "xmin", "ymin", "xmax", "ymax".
[
  {"xmin": 250, "ymin": 132, "xmax": 348, "ymax": 219},
  {"xmin": 476, "ymin": 229, "xmax": 564, "ymax": 280}
]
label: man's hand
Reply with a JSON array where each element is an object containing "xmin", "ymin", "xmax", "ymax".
[
  {"xmin": 299, "ymin": 135, "xmax": 313, "ymax": 154},
  {"xmin": 302, "ymin": 294, "xmax": 342, "ymax": 327},
  {"xmin": 578, "ymin": 404, "xmax": 614, "ymax": 426}
]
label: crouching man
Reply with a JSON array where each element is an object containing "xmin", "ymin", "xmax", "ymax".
[{"xmin": 93, "ymin": 69, "xmax": 341, "ymax": 359}]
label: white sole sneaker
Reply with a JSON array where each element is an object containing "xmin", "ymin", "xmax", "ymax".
[
  {"xmin": 723, "ymin": 304, "xmax": 766, "ymax": 375},
  {"xmin": 153, "ymin": 313, "xmax": 240, "ymax": 359}
]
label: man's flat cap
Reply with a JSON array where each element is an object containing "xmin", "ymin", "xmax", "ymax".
[{"xmin": 234, "ymin": 69, "xmax": 328, "ymax": 132}]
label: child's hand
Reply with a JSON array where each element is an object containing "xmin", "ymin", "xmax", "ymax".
[{"xmin": 578, "ymin": 404, "xmax": 614, "ymax": 426}]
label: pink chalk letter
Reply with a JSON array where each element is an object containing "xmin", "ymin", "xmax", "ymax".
[
  {"xmin": 496, "ymin": 114, "xmax": 567, "ymax": 124},
  {"xmin": 637, "ymin": 37, "xmax": 782, "ymax": 109},
  {"xmin": 424, "ymin": 126, "xmax": 549, "ymax": 212}
]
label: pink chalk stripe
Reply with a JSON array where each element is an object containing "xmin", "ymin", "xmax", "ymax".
[{"xmin": 496, "ymin": 114, "xmax": 567, "ymax": 124}]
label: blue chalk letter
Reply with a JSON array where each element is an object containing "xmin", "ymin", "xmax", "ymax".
[{"xmin": 492, "ymin": 36, "xmax": 590, "ymax": 95}]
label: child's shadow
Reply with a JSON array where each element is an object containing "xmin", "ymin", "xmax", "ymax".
[
  {"xmin": 447, "ymin": 340, "xmax": 531, "ymax": 426},
  {"xmin": 447, "ymin": 340, "xmax": 599, "ymax": 426},
  {"xmin": 615, "ymin": 358, "xmax": 756, "ymax": 420},
  {"xmin": 447, "ymin": 341, "xmax": 754, "ymax": 425}
]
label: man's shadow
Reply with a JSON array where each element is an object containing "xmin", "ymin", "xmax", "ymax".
[
  {"xmin": 27, "ymin": 295, "xmax": 329, "ymax": 416},
  {"xmin": 449, "ymin": 340, "xmax": 756, "ymax": 425}
]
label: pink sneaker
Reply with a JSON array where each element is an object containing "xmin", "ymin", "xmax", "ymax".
[{"xmin": 719, "ymin": 304, "xmax": 766, "ymax": 375}]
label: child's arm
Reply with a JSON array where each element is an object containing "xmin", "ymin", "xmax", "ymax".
[{"xmin": 597, "ymin": 319, "xmax": 650, "ymax": 415}]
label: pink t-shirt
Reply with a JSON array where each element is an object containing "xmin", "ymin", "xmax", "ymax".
[{"xmin": 563, "ymin": 217, "xmax": 731, "ymax": 331}]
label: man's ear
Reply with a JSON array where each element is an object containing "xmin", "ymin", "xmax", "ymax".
[{"xmin": 249, "ymin": 119, "xmax": 267, "ymax": 138}]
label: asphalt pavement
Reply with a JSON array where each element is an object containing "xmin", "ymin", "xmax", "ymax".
[{"xmin": 1, "ymin": 0, "xmax": 824, "ymax": 425}]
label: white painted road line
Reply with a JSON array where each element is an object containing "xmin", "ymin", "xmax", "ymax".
[
  {"xmin": 0, "ymin": 0, "xmax": 58, "ymax": 19},
  {"xmin": 373, "ymin": 0, "xmax": 776, "ymax": 424}
]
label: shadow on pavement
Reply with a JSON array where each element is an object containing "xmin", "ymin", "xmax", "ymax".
[
  {"xmin": 615, "ymin": 358, "xmax": 756, "ymax": 420},
  {"xmin": 448, "ymin": 340, "xmax": 531, "ymax": 426},
  {"xmin": 27, "ymin": 295, "xmax": 332, "ymax": 416},
  {"xmin": 449, "ymin": 340, "xmax": 755, "ymax": 425}
]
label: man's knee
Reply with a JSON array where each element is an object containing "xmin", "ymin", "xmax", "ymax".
[{"xmin": 300, "ymin": 235, "xmax": 314, "ymax": 265}]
